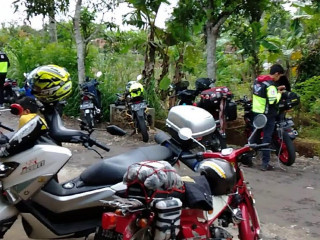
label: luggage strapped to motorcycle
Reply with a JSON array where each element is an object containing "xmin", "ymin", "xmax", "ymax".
[{"xmin": 123, "ymin": 160, "xmax": 185, "ymax": 203}]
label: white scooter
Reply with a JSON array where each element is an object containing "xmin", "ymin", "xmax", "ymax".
[{"xmin": 0, "ymin": 104, "xmax": 174, "ymax": 239}]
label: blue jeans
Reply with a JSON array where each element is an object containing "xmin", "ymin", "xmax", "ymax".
[{"xmin": 261, "ymin": 116, "xmax": 276, "ymax": 167}]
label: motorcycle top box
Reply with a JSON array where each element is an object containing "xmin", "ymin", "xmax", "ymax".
[{"xmin": 166, "ymin": 105, "xmax": 216, "ymax": 149}]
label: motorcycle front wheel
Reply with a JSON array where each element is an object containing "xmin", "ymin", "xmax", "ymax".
[
  {"xmin": 238, "ymin": 197, "xmax": 261, "ymax": 240},
  {"xmin": 273, "ymin": 131, "xmax": 296, "ymax": 166},
  {"xmin": 210, "ymin": 130, "xmax": 227, "ymax": 152},
  {"xmin": 136, "ymin": 115, "xmax": 149, "ymax": 142}
]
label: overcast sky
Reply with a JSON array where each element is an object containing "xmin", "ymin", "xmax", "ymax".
[{"xmin": 0, "ymin": 0, "xmax": 177, "ymax": 30}]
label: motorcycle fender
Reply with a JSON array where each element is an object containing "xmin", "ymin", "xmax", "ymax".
[
  {"xmin": 135, "ymin": 108, "xmax": 145, "ymax": 117},
  {"xmin": 287, "ymin": 130, "xmax": 297, "ymax": 140},
  {"xmin": 278, "ymin": 128, "xmax": 296, "ymax": 140},
  {"xmin": 0, "ymin": 196, "xmax": 18, "ymax": 221}
]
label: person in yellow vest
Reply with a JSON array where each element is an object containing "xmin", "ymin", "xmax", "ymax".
[
  {"xmin": 18, "ymin": 96, "xmax": 47, "ymax": 130},
  {"xmin": 0, "ymin": 51, "xmax": 10, "ymax": 109},
  {"xmin": 252, "ymin": 64, "xmax": 286, "ymax": 171}
]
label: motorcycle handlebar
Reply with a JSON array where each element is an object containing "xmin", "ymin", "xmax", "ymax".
[
  {"xmin": 180, "ymin": 142, "xmax": 270, "ymax": 161},
  {"xmin": 247, "ymin": 142, "xmax": 270, "ymax": 149},
  {"xmin": 0, "ymin": 123, "xmax": 14, "ymax": 132},
  {"xmin": 86, "ymin": 136, "xmax": 110, "ymax": 152}
]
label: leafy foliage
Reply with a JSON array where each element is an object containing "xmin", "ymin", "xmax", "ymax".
[
  {"xmin": 297, "ymin": 44, "xmax": 320, "ymax": 82},
  {"xmin": 296, "ymin": 76, "xmax": 320, "ymax": 114},
  {"xmin": 13, "ymin": 0, "xmax": 70, "ymax": 18}
]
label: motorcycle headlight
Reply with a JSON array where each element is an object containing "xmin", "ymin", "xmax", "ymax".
[{"xmin": 0, "ymin": 162, "xmax": 19, "ymax": 179}]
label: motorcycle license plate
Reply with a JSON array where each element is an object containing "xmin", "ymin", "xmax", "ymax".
[
  {"xmin": 80, "ymin": 101, "xmax": 94, "ymax": 109},
  {"xmin": 131, "ymin": 102, "xmax": 147, "ymax": 111}
]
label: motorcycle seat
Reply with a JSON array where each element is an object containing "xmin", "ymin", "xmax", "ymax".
[{"xmin": 80, "ymin": 145, "xmax": 173, "ymax": 186}]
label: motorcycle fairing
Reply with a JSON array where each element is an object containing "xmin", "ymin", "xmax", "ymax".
[{"xmin": 2, "ymin": 145, "xmax": 71, "ymax": 190}]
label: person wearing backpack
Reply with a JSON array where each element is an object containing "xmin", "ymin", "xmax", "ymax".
[
  {"xmin": 0, "ymin": 51, "xmax": 10, "ymax": 109},
  {"xmin": 252, "ymin": 64, "xmax": 286, "ymax": 171}
]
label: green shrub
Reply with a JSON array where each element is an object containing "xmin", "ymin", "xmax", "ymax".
[{"xmin": 295, "ymin": 76, "xmax": 320, "ymax": 114}]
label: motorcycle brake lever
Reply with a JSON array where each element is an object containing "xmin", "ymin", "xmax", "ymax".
[{"xmin": 83, "ymin": 142, "xmax": 103, "ymax": 158}]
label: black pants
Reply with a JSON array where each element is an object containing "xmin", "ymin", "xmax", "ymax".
[{"xmin": 0, "ymin": 73, "xmax": 6, "ymax": 105}]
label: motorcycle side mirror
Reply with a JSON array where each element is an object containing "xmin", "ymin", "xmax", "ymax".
[
  {"xmin": 136, "ymin": 74, "xmax": 143, "ymax": 81},
  {"xmin": 106, "ymin": 125, "xmax": 127, "ymax": 136},
  {"xmin": 178, "ymin": 127, "xmax": 207, "ymax": 151},
  {"xmin": 253, "ymin": 114, "xmax": 267, "ymax": 129},
  {"xmin": 178, "ymin": 127, "xmax": 193, "ymax": 140},
  {"xmin": 248, "ymin": 114, "xmax": 267, "ymax": 144},
  {"xmin": 96, "ymin": 71, "xmax": 102, "ymax": 78}
]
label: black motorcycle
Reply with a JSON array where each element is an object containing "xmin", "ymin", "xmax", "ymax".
[
  {"xmin": 115, "ymin": 78, "xmax": 151, "ymax": 143},
  {"xmin": 80, "ymin": 73, "xmax": 102, "ymax": 129},
  {"xmin": 238, "ymin": 91, "xmax": 300, "ymax": 166},
  {"xmin": 3, "ymin": 78, "xmax": 20, "ymax": 104}
]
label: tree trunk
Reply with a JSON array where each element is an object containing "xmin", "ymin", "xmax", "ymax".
[
  {"xmin": 48, "ymin": 2, "xmax": 57, "ymax": 43},
  {"xmin": 73, "ymin": 0, "xmax": 86, "ymax": 84},
  {"xmin": 206, "ymin": 15, "xmax": 228, "ymax": 83},
  {"xmin": 173, "ymin": 51, "xmax": 184, "ymax": 84},
  {"xmin": 143, "ymin": 25, "xmax": 156, "ymax": 87}
]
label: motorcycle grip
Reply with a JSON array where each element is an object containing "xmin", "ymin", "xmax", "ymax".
[
  {"xmin": 180, "ymin": 153, "xmax": 198, "ymax": 160},
  {"xmin": 89, "ymin": 138, "xmax": 110, "ymax": 152}
]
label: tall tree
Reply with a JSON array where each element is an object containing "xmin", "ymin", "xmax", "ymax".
[
  {"xmin": 13, "ymin": 0, "xmax": 70, "ymax": 42},
  {"xmin": 124, "ymin": 0, "xmax": 169, "ymax": 87},
  {"xmin": 170, "ymin": 0, "xmax": 244, "ymax": 81}
]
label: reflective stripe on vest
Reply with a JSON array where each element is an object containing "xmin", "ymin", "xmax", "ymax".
[{"xmin": 0, "ymin": 62, "xmax": 8, "ymax": 73}]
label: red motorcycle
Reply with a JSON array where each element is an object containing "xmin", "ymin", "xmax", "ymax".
[
  {"xmin": 95, "ymin": 114, "xmax": 268, "ymax": 240},
  {"xmin": 169, "ymin": 78, "xmax": 237, "ymax": 151},
  {"xmin": 238, "ymin": 91, "xmax": 299, "ymax": 166}
]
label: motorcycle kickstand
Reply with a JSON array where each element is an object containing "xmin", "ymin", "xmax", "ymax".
[
  {"xmin": 276, "ymin": 142, "xmax": 287, "ymax": 172},
  {"xmin": 277, "ymin": 157, "xmax": 287, "ymax": 171}
]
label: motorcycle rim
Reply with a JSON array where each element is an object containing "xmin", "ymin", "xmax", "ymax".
[
  {"xmin": 238, "ymin": 199, "xmax": 261, "ymax": 240},
  {"xmin": 274, "ymin": 132, "xmax": 296, "ymax": 166},
  {"xmin": 136, "ymin": 115, "xmax": 149, "ymax": 142}
]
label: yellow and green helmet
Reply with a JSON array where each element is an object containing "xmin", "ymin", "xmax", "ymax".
[
  {"xmin": 28, "ymin": 64, "xmax": 72, "ymax": 103},
  {"xmin": 129, "ymin": 82, "xmax": 144, "ymax": 98}
]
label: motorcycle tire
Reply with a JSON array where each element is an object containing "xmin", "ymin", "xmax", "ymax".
[
  {"xmin": 210, "ymin": 130, "xmax": 227, "ymax": 152},
  {"xmin": 238, "ymin": 197, "xmax": 261, "ymax": 240},
  {"xmin": 136, "ymin": 115, "xmax": 149, "ymax": 143},
  {"xmin": 273, "ymin": 131, "xmax": 296, "ymax": 166},
  {"xmin": 4, "ymin": 90, "xmax": 18, "ymax": 104},
  {"xmin": 85, "ymin": 110, "xmax": 95, "ymax": 129}
]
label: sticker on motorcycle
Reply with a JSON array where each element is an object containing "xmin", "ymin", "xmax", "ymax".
[{"xmin": 21, "ymin": 159, "xmax": 45, "ymax": 175}]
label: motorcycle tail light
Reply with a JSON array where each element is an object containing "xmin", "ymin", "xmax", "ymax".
[
  {"xmin": 12, "ymin": 82, "xmax": 17, "ymax": 86},
  {"xmin": 83, "ymin": 95, "xmax": 90, "ymax": 101},
  {"xmin": 0, "ymin": 162, "xmax": 19, "ymax": 179},
  {"xmin": 102, "ymin": 212, "xmax": 117, "ymax": 230}
]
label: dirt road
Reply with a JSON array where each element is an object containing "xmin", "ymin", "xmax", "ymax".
[{"xmin": 0, "ymin": 108, "xmax": 319, "ymax": 240}]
